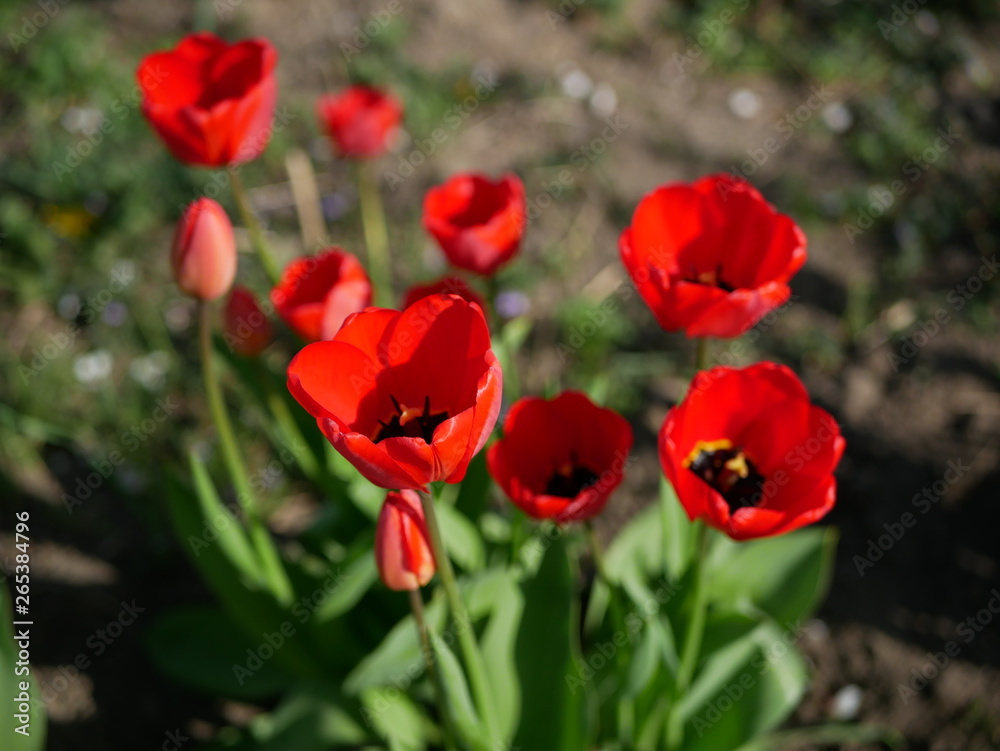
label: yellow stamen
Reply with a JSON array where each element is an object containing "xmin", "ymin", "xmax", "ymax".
[
  {"xmin": 683, "ymin": 439, "xmax": 734, "ymax": 468},
  {"xmin": 398, "ymin": 406, "xmax": 423, "ymax": 426},
  {"xmin": 696, "ymin": 269, "xmax": 719, "ymax": 286},
  {"xmin": 723, "ymin": 454, "xmax": 750, "ymax": 479}
]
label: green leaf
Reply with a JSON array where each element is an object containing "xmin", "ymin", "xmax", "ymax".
[
  {"xmin": 494, "ymin": 316, "xmax": 533, "ymax": 403},
  {"xmin": 436, "ymin": 501, "xmax": 486, "ymax": 573},
  {"xmin": 731, "ymin": 723, "xmax": 904, "ymax": 751},
  {"xmin": 165, "ymin": 466, "xmax": 320, "ymax": 678},
  {"xmin": 311, "ymin": 553, "xmax": 379, "ymax": 624},
  {"xmin": 605, "ymin": 503, "xmax": 663, "ymax": 583},
  {"xmin": 360, "ymin": 686, "xmax": 428, "ymax": 751},
  {"xmin": 707, "ymin": 526, "xmax": 838, "ymax": 626},
  {"xmin": 187, "ymin": 451, "xmax": 264, "ymax": 588},
  {"xmin": 462, "ymin": 566, "xmax": 514, "ymax": 617},
  {"xmin": 432, "ymin": 634, "xmax": 490, "ymax": 751},
  {"xmin": 514, "ymin": 535, "xmax": 586, "ymax": 751},
  {"xmin": 625, "ymin": 617, "xmax": 669, "ymax": 699},
  {"xmin": 660, "ymin": 477, "xmax": 696, "ymax": 580},
  {"xmin": 216, "ymin": 340, "xmax": 333, "ymax": 497},
  {"xmin": 501, "ymin": 315, "xmax": 534, "ymax": 353},
  {"xmin": 700, "ymin": 610, "xmax": 760, "ymax": 659},
  {"xmin": 250, "ymin": 683, "xmax": 369, "ymax": 750},
  {"xmin": 583, "ymin": 578, "xmax": 612, "ymax": 636},
  {"xmin": 481, "ymin": 572, "xmax": 525, "ymax": 741},
  {"xmin": 604, "ymin": 502, "xmax": 674, "ymax": 615},
  {"xmin": 343, "ymin": 462, "xmax": 384, "ymax": 520},
  {"xmin": 480, "ymin": 511, "xmax": 512, "ymax": 544},
  {"xmin": 0, "ymin": 586, "xmax": 46, "ymax": 750},
  {"xmin": 144, "ymin": 606, "xmax": 296, "ymax": 700},
  {"xmin": 455, "ymin": 451, "xmax": 492, "ymax": 523},
  {"xmin": 636, "ymin": 695, "xmax": 671, "ymax": 751},
  {"xmin": 677, "ymin": 619, "xmax": 809, "ymax": 751},
  {"xmin": 344, "ymin": 596, "xmax": 446, "ymax": 694}
]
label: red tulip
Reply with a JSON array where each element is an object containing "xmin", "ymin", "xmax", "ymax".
[
  {"xmin": 423, "ymin": 173, "xmax": 526, "ymax": 276},
  {"xmin": 317, "ymin": 85, "xmax": 403, "ymax": 159},
  {"xmin": 619, "ymin": 174, "xmax": 806, "ymax": 338},
  {"xmin": 223, "ymin": 286, "xmax": 272, "ymax": 357},
  {"xmin": 270, "ymin": 249, "xmax": 373, "ymax": 342},
  {"xmin": 659, "ymin": 362, "xmax": 844, "ymax": 541},
  {"xmin": 487, "ymin": 391, "xmax": 633, "ymax": 524},
  {"xmin": 286, "ymin": 294, "xmax": 502, "ymax": 490},
  {"xmin": 171, "ymin": 198, "xmax": 237, "ymax": 301},
  {"xmin": 137, "ymin": 32, "xmax": 278, "ymax": 167},
  {"xmin": 401, "ymin": 276, "xmax": 486, "ymax": 313},
  {"xmin": 375, "ymin": 490, "xmax": 436, "ymax": 591}
]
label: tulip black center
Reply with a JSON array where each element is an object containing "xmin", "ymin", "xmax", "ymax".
[
  {"xmin": 373, "ymin": 395, "xmax": 448, "ymax": 444},
  {"xmin": 685, "ymin": 264, "xmax": 735, "ymax": 293},
  {"xmin": 687, "ymin": 443, "xmax": 766, "ymax": 512},
  {"xmin": 545, "ymin": 461, "xmax": 599, "ymax": 498}
]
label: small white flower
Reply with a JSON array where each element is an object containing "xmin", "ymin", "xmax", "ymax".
[
  {"xmin": 559, "ymin": 65, "xmax": 593, "ymax": 100},
  {"xmin": 589, "ymin": 83, "xmax": 618, "ymax": 118},
  {"xmin": 73, "ymin": 350, "xmax": 113, "ymax": 387},
  {"xmin": 728, "ymin": 88, "xmax": 762, "ymax": 120},
  {"xmin": 129, "ymin": 351, "xmax": 170, "ymax": 391},
  {"xmin": 822, "ymin": 102, "xmax": 853, "ymax": 133}
]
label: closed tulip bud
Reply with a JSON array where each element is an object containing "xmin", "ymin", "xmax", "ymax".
[
  {"xmin": 375, "ymin": 490, "xmax": 436, "ymax": 591},
  {"xmin": 172, "ymin": 198, "xmax": 238, "ymax": 301},
  {"xmin": 223, "ymin": 286, "xmax": 272, "ymax": 357}
]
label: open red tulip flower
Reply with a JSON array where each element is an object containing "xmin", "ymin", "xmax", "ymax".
[
  {"xmin": 375, "ymin": 490, "xmax": 436, "ymax": 591},
  {"xmin": 487, "ymin": 392, "xmax": 633, "ymax": 524},
  {"xmin": 223, "ymin": 286, "xmax": 272, "ymax": 357},
  {"xmin": 271, "ymin": 249, "xmax": 372, "ymax": 342},
  {"xmin": 287, "ymin": 294, "xmax": 502, "ymax": 490},
  {"xmin": 619, "ymin": 174, "xmax": 807, "ymax": 339},
  {"xmin": 172, "ymin": 198, "xmax": 237, "ymax": 301},
  {"xmin": 659, "ymin": 362, "xmax": 845, "ymax": 541},
  {"xmin": 317, "ymin": 85, "xmax": 403, "ymax": 159},
  {"xmin": 423, "ymin": 172, "xmax": 526, "ymax": 276},
  {"xmin": 137, "ymin": 32, "xmax": 278, "ymax": 167},
  {"xmin": 401, "ymin": 276, "xmax": 486, "ymax": 313}
]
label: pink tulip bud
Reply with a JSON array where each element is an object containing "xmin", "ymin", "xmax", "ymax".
[
  {"xmin": 375, "ymin": 490, "xmax": 436, "ymax": 591},
  {"xmin": 172, "ymin": 198, "xmax": 237, "ymax": 301}
]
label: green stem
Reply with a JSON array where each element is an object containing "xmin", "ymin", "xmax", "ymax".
[
  {"xmin": 484, "ymin": 275, "xmax": 501, "ymax": 325},
  {"xmin": 255, "ymin": 362, "xmax": 321, "ymax": 480},
  {"xmin": 694, "ymin": 337, "xmax": 709, "ymax": 372},
  {"xmin": 584, "ymin": 521, "xmax": 611, "ymax": 586},
  {"xmin": 198, "ymin": 301, "xmax": 293, "ymax": 605},
  {"xmin": 356, "ymin": 161, "xmax": 392, "ymax": 306},
  {"xmin": 408, "ymin": 588, "xmax": 459, "ymax": 751},
  {"xmin": 584, "ymin": 522, "xmax": 629, "ymax": 641},
  {"xmin": 231, "ymin": 169, "xmax": 281, "ymax": 285},
  {"xmin": 419, "ymin": 486, "xmax": 499, "ymax": 745},
  {"xmin": 666, "ymin": 521, "xmax": 710, "ymax": 750}
]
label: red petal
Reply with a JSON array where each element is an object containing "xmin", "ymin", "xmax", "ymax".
[
  {"xmin": 683, "ymin": 283, "xmax": 791, "ymax": 338},
  {"xmin": 671, "ymin": 363, "xmax": 809, "ymax": 453},
  {"xmin": 287, "ymin": 341, "xmax": 381, "ymax": 432},
  {"xmin": 631, "ymin": 184, "xmax": 716, "ymax": 274},
  {"xmin": 384, "ymin": 295, "xmax": 494, "ymax": 419},
  {"xmin": 453, "ymin": 355, "xmax": 503, "ymax": 481},
  {"xmin": 726, "ymin": 476, "xmax": 837, "ymax": 540},
  {"xmin": 320, "ymin": 421, "xmax": 425, "ymax": 490}
]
